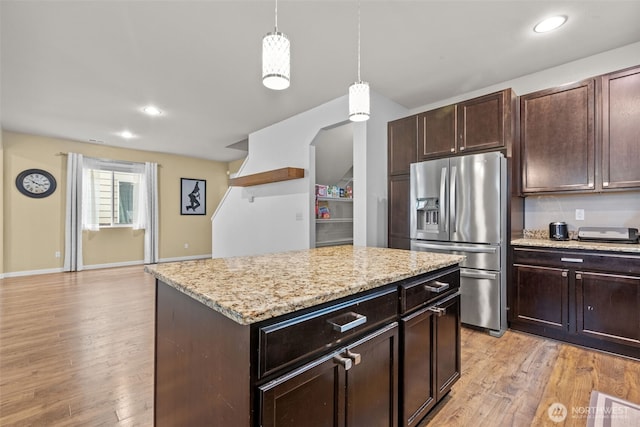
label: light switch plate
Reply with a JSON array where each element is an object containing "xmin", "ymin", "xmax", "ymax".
[{"xmin": 575, "ymin": 209, "xmax": 585, "ymax": 221}]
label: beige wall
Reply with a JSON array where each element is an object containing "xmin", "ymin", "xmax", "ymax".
[{"xmin": 2, "ymin": 131, "xmax": 230, "ymax": 274}]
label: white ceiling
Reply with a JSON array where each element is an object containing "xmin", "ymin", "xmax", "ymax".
[{"xmin": 2, "ymin": 1, "xmax": 640, "ymax": 162}]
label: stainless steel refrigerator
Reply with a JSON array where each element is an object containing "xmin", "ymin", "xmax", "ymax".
[{"xmin": 410, "ymin": 151, "xmax": 507, "ymax": 336}]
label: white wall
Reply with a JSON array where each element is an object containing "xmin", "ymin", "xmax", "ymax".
[
  {"xmin": 525, "ymin": 193, "xmax": 640, "ymax": 232},
  {"xmin": 212, "ymin": 92, "xmax": 409, "ymax": 258},
  {"xmin": 412, "ymin": 41, "xmax": 640, "ymax": 232}
]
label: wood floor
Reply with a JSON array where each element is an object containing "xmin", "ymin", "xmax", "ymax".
[{"xmin": 1, "ymin": 266, "xmax": 638, "ymax": 426}]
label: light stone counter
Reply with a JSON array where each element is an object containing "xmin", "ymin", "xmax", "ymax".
[
  {"xmin": 511, "ymin": 238, "xmax": 640, "ymax": 254},
  {"xmin": 145, "ymin": 245, "xmax": 464, "ymax": 325}
]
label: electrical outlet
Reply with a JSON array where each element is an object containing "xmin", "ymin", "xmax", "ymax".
[
  {"xmin": 184, "ymin": 243, "xmax": 189, "ymax": 249},
  {"xmin": 55, "ymin": 251, "xmax": 61, "ymax": 258},
  {"xmin": 575, "ymin": 209, "xmax": 585, "ymax": 221}
]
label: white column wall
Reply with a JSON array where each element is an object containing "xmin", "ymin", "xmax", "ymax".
[{"xmin": 212, "ymin": 93, "xmax": 409, "ymax": 258}]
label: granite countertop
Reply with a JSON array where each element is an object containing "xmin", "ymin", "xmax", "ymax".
[
  {"xmin": 511, "ymin": 238, "xmax": 640, "ymax": 254},
  {"xmin": 145, "ymin": 245, "xmax": 464, "ymax": 325}
]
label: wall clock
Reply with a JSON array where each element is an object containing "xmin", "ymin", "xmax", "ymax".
[{"xmin": 15, "ymin": 168, "xmax": 57, "ymax": 198}]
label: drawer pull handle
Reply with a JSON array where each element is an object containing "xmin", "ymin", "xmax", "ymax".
[
  {"xmin": 424, "ymin": 281, "xmax": 450, "ymax": 293},
  {"xmin": 428, "ymin": 306, "xmax": 446, "ymax": 317},
  {"xmin": 333, "ymin": 354, "xmax": 353, "ymax": 371},
  {"xmin": 561, "ymin": 257, "xmax": 583, "ymax": 263},
  {"xmin": 327, "ymin": 312, "xmax": 367, "ymax": 333},
  {"xmin": 345, "ymin": 350, "xmax": 362, "ymax": 366}
]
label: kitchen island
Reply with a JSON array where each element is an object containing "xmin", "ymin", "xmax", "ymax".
[{"xmin": 146, "ymin": 245, "xmax": 464, "ymax": 427}]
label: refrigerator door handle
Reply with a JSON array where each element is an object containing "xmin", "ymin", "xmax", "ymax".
[
  {"xmin": 411, "ymin": 242, "xmax": 498, "ymax": 254},
  {"xmin": 440, "ymin": 167, "xmax": 448, "ymax": 233},
  {"xmin": 450, "ymin": 165, "xmax": 457, "ymax": 233},
  {"xmin": 460, "ymin": 269, "xmax": 498, "ymax": 280}
]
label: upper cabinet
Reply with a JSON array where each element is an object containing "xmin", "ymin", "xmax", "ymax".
[
  {"xmin": 520, "ymin": 64, "xmax": 640, "ymax": 195},
  {"xmin": 418, "ymin": 89, "xmax": 514, "ymax": 161},
  {"xmin": 388, "ymin": 115, "xmax": 418, "ymax": 175},
  {"xmin": 520, "ymin": 79, "xmax": 596, "ymax": 194},
  {"xmin": 601, "ymin": 65, "xmax": 640, "ymax": 190},
  {"xmin": 418, "ymin": 105, "xmax": 457, "ymax": 159}
]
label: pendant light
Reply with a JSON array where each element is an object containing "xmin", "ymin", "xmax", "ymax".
[
  {"xmin": 262, "ymin": 0, "xmax": 290, "ymax": 90},
  {"xmin": 349, "ymin": 0, "xmax": 370, "ymax": 122}
]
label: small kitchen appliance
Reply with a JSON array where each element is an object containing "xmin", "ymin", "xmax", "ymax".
[
  {"xmin": 577, "ymin": 227, "xmax": 639, "ymax": 243},
  {"xmin": 549, "ymin": 222, "xmax": 569, "ymax": 240}
]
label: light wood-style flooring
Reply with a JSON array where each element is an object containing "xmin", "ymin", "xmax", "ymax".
[{"xmin": 1, "ymin": 266, "xmax": 638, "ymax": 426}]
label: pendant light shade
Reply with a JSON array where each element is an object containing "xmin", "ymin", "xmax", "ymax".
[
  {"xmin": 262, "ymin": 31, "xmax": 290, "ymax": 90},
  {"xmin": 349, "ymin": 1, "xmax": 369, "ymax": 122},
  {"xmin": 349, "ymin": 81, "xmax": 370, "ymax": 121},
  {"xmin": 262, "ymin": 0, "xmax": 290, "ymax": 90}
]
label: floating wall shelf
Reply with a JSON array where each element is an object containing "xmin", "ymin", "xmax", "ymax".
[{"xmin": 228, "ymin": 167, "xmax": 305, "ymax": 187}]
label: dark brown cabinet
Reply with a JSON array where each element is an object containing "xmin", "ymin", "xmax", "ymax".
[
  {"xmin": 417, "ymin": 89, "xmax": 514, "ymax": 160},
  {"xmin": 601, "ymin": 65, "xmax": 640, "ymax": 190},
  {"xmin": 259, "ymin": 323, "xmax": 399, "ymax": 427},
  {"xmin": 399, "ymin": 268, "xmax": 461, "ymax": 427},
  {"xmin": 512, "ymin": 264, "xmax": 569, "ymax": 331},
  {"xmin": 457, "ymin": 90, "xmax": 511, "ymax": 154},
  {"xmin": 388, "ymin": 174, "xmax": 411, "ymax": 250},
  {"xmin": 418, "ymin": 105, "xmax": 457, "ymax": 160},
  {"xmin": 388, "ymin": 115, "xmax": 418, "ymax": 176},
  {"xmin": 511, "ymin": 247, "xmax": 640, "ymax": 359},
  {"xmin": 575, "ymin": 271, "xmax": 640, "ymax": 347},
  {"xmin": 520, "ymin": 79, "xmax": 596, "ymax": 193}
]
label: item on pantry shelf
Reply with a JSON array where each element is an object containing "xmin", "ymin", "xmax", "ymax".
[
  {"xmin": 317, "ymin": 201, "xmax": 331, "ymax": 219},
  {"xmin": 315, "ymin": 184, "xmax": 328, "ymax": 197},
  {"xmin": 346, "ymin": 186, "xmax": 353, "ymax": 198},
  {"xmin": 339, "ymin": 188, "xmax": 345, "ymax": 197}
]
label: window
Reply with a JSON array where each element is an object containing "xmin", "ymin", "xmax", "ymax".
[
  {"xmin": 82, "ymin": 158, "xmax": 146, "ymax": 230},
  {"xmin": 89, "ymin": 170, "xmax": 140, "ymax": 226}
]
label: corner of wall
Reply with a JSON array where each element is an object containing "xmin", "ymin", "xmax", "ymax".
[{"xmin": 0, "ymin": 129, "xmax": 4, "ymax": 277}]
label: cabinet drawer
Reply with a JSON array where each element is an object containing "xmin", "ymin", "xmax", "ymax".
[
  {"xmin": 258, "ymin": 287, "xmax": 398, "ymax": 379},
  {"xmin": 513, "ymin": 247, "xmax": 640, "ymax": 275},
  {"xmin": 400, "ymin": 268, "xmax": 460, "ymax": 315}
]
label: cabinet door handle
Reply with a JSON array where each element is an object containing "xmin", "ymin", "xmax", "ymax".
[
  {"xmin": 327, "ymin": 312, "xmax": 367, "ymax": 333},
  {"xmin": 576, "ymin": 273, "xmax": 582, "ymax": 280},
  {"xmin": 345, "ymin": 350, "xmax": 362, "ymax": 366},
  {"xmin": 562, "ymin": 271, "xmax": 568, "ymax": 278},
  {"xmin": 424, "ymin": 280, "xmax": 450, "ymax": 293},
  {"xmin": 561, "ymin": 257, "xmax": 583, "ymax": 263},
  {"xmin": 428, "ymin": 306, "xmax": 446, "ymax": 317},
  {"xmin": 333, "ymin": 354, "xmax": 353, "ymax": 371}
]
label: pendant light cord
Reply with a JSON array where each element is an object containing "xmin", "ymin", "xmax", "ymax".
[
  {"xmin": 274, "ymin": 0, "xmax": 278, "ymax": 31},
  {"xmin": 357, "ymin": 0, "xmax": 361, "ymax": 82}
]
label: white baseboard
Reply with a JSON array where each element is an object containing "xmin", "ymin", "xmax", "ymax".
[
  {"xmin": 82, "ymin": 260, "xmax": 145, "ymax": 270},
  {"xmin": 157, "ymin": 254, "xmax": 212, "ymax": 263},
  {"xmin": 2, "ymin": 267, "xmax": 65, "ymax": 278},
  {"xmin": 1, "ymin": 255, "xmax": 212, "ymax": 278}
]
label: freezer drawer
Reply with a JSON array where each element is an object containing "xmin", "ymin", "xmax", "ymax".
[
  {"xmin": 410, "ymin": 240, "xmax": 501, "ymax": 271},
  {"xmin": 459, "ymin": 268, "xmax": 501, "ymax": 331}
]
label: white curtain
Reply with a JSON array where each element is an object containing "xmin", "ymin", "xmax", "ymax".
[
  {"xmin": 142, "ymin": 162, "xmax": 159, "ymax": 264},
  {"xmin": 81, "ymin": 157, "xmax": 101, "ymax": 231},
  {"xmin": 63, "ymin": 153, "xmax": 84, "ymax": 271},
  {"xmin": 64, "ymin": 155, "xmax": 159, "ymax": 269}
]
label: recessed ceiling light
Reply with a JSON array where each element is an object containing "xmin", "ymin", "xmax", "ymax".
[
  {"xmin": 534, "ymin": 15, "xmax": 567, "ymax": 33},
  {"xmin": 143, "ymin": 105, "xmax": 162, "ymax": 116},
  {"xmin": 120, "ymin": 130, "xmax": 134, "ymax": 139}
]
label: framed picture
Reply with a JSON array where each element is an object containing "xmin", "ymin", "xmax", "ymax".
[{"xmin": 181, "ymin": 178, "xmax": 206, "ymax": 215}]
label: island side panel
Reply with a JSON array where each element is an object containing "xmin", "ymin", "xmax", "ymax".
[{"xmin": 155, "ymin": 280, "xmax": 251, "ymax": 426}]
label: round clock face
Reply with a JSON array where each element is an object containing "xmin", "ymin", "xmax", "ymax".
[{"xmin": 16, "ymin": 169, "xmax": 57, "ymax": 198}]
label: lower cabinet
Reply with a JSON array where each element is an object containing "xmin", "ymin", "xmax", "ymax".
[
  {"xmin": 576, "ymin": 271, "xmax": 640, "ymax": 346},
  {"xmin": 511, "ymin": 247, "xmax": 640, "ymax": 358},
  {"xmin": 400, "ymin": 293, "xmax": 461, "ymax": 427},
  {"xmin": 259, "ymin": 322, "xmax": 399, "ymax": 427}
]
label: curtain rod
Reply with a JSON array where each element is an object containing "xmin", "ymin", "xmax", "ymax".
[{"xmin": 55, "ymin": 152, "xmax": 161, "ymax": 167}]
